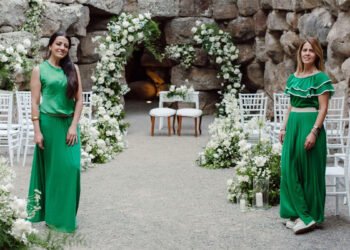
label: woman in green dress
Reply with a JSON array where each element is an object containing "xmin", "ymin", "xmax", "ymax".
[
  {"xmin": 279, "ymin": 37, "xmax": 334, "ymax": 234},
  {"xmin": 27, "ymin": 31, "xmax": 83, "ymax": 233}
]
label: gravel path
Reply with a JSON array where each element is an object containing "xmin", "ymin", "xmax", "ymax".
[{"xmin": 13, "ymin": 100, "xmax": 350, "ymax": 250}]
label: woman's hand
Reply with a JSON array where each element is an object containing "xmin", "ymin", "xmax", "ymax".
[
  {"xmin": 66, "ymin": 125, "xmax": 78, "ymax": 146},
  {"xmin": 278, "ymin": 130, "xmax": 286, "ymax": 144},
  {"xmin": 304, "ymin": 133, "xmax": 316, "ymax": 150},
  {"xmin": 34, "ymin": 132, "xmax": 44, "ymax": 149}
]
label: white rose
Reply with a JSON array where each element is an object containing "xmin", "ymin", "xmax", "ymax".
[
  {"xmin": 99, "ymin": 44, "xmax": 106, "ymax": 51},
  {"xmin": 121, "ymin": 39, "xmax": 127, "ymax": 45},
  {"xmin": 1, "ymin": 55, "xmax": 8, "ymax": 62},
  {"xmin": 127, "ymin": 35, "xmax": 134, "ymax": 42},
  {"xmin": 106, "ymin": 36, "xmax": 112, "ymax": 42},
  {"xmin": 191, "ymin": 27, "xmax": 197, "ymax": 33},
  {"xmin": 144, "ymin": 12, "xmax": 152, "ymax": 19},
  {"xmin": 216, "ymin": 57, "xmax": 223, "ymax": 64},
  {"xmin": 6, "ymin": 46, "xmax": 14, "ymax": 54},
  {"xmin": 122, "ymin": 21, "xmax": 130, "ymax": 28},
  {"xmin": 108, "ymin": 63, "xmax": 115, "ymax": 71},
  {"xmin": 254, "ymin": 156, "xmax": 267, "ymax": 167},
  {"xmin": 98, "ymin": 77, "xmax": 104, "ymax": 84},
  {"xmin": 137, "ymin": 32, "xmax": 144, "ymax": 39},
  {"xmin": 23, "ymin": 39, "xmax": 31, "ymax": 48}
]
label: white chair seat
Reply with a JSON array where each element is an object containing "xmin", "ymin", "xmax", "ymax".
[
  {"xmin": 149, "ymin": 108, "xmax": 176, "ymax": 117},
  {"xmin": 326, "ymin": 167, "xmax": 344, "ymax": 176},
  {"xmin": 176, "ymin": 108, "xmax": 202, "ymax": 117}
]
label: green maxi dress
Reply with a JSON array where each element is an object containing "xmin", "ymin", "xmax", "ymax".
[
  {"xmin": 280, "ymin": 72, "xmax": 334, "ymax": 225},
  {"xmin": 27, "ymin": 60, "xmax": 80, "ymax": 233}
]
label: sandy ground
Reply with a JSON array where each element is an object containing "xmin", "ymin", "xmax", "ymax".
[{"xmin": 12, "ymin": 100, "xmax": 350, "ymax": 250}]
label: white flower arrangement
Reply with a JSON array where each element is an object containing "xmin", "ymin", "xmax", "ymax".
[
  {"xmin": 197, "ymin": 97, "xmax": 247, "ymax": 169},
  {"xmin": 166, "ymin": 84, "xmax": 194, "ymax": 99},
  {"xmin": 164, "ymin": 44, "xmax": 195, "ymax": 69},
  {"xmin": 0, "ymin": 159, "xmax": 85, "ymax": 248},
  {"xmin": 0, "ymin": 158, "xmax": 41, "ymax": 248},
  {"xmin": 80, "ymin": 12, "xmax": 161, "ymax": 166},
  {"xmin": 0, "ymin": 41, "xmax": 32, "ymax": 90},
  {"xmin": 226, "ymin": 120, "xmax": 282, "ymax": 207}
]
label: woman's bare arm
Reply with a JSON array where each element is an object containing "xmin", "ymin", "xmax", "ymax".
[{"xmin": 30, "ymin": 66, "xmax": 44, "ymax": 149}]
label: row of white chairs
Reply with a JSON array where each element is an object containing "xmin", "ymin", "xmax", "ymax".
[
  {"xmin": 0, "ymin": 91, "xmax": 92, "ymax": 167},
  {"xmin": 238, "ymin": 92, "xmax": 350, "ymax": 217}
]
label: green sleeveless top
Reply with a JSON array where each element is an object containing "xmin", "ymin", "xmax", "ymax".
[
  {"xmin": 284, "ymin": 71, "xmax": 335, "ymax": 108},
  {"xmin": 39, "ymin": 60, "xmax": 75, "ymax": 115}
]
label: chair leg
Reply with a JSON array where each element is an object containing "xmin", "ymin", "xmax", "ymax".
[
  {"xmin": 194, "ymin": 118, "xmax": 198, "ymax": 137},
  {"xmin": 199, "ymin": 116, "xmax": 202, "ymax": 135},
  {"xmin": 8, "ymin": 135, "xmax": 14, "ymax": 167},
  {"xmin": 167, "ymin": 116, "xmax": 171, "ymax": 136},
  {"xmin": 23, "ymin": 132, "xmax": 30, "ymax": 167},
  {"xmin": 345, "ymin": 175, "xmax": 350, "ymax": 217},
  {"xmin": 177, "ymin": 116, "xmax": 182, "ymax": 136},
  {"xmin": 335, "ymin": 177, "xmax": 339, "ymax": 216},
  {"xmin": 150, "ymin": 116, "xmax": 155, "ymax": 136},
  {"xmin": 17, "ymin": 128, "xmax": 23, "ymax": 162},
  {"xmin": 172, "ymin": 115, "xmax": 176, "ymax": 135}
]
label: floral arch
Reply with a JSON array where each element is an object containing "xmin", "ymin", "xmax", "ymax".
[{"xmin": 80, "ymin": 12, "xmax": 162, "ymax": 166}]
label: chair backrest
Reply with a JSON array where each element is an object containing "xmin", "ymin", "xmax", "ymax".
[
  {"xmin": 327, "ymin": 96, "xmax": 345, "ymax": 120},
  {"xmin": 273, "ymin": 93, "xmax": 290, "ymax": 125},
  {"xmin": 238, "ymin": 93, "xmax": 268, "ymax": 123},
  {"xmin": 82, "ymin": 91, "xmax": 92, "ymax": 120},
  {"xmin": 159, "ymin": 91, "xmax": 200, "ymax": 109},
  {"xmin": 324, "ymin": 117, "xmax": 348, "ymax": 159},
  {"xmin": 16, "ymin": 91, "xmax": 32, "ymax": 126},
  {"xmin": 0, "ymin": 93, "xmax": 14, "ymax": 126}
]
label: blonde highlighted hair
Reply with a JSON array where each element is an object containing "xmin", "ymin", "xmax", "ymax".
[{"xmin": 296, "ymin": 37, "xmax": 325, "ymax": 74}]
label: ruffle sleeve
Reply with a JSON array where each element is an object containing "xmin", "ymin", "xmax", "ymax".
[{"xmin": 284, "ymin": 72, "xmax": 335, "ymax": 98}]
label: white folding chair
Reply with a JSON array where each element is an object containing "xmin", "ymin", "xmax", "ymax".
[
  {"xmin": 324, "ymin": 117, "xmax": 347, "ymax": 163},
  {"xmin": 271, "ymin": 93, "xmax": 290, "ymax": 143},
  {"xmin": 326, "ymin": 116, "xmax": 350, "ymax": 216},
  {"xmin": 82, "ymin": 91, "xmax": 93, "ymax": 122},
  {"xmin": 16, "ymin": 91, "xmax": 34, "ymax": 167},
  {"xmin": 327, "ymin": 96, "xmax": 345, "ymax": 120},
  {"xmin": 0, "ymin": 93, "xmax": 21, "ymax": 166},
  {"xmin": 238, "ymin": 93, "xmax": 268, "ymax": 143}
]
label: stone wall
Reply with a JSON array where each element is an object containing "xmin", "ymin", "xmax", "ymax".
[{"xmin": 1, "ymin": 0, "xmax": 349, "ymax": 114}]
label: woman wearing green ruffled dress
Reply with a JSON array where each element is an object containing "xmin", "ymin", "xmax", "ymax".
[
  {"xmin": 27, "ymin": 31, "xmax": 83, "ymax": 233},
  {"xmin": 279, "ymin": 37, "xmax": 334, "ymax": 234}
]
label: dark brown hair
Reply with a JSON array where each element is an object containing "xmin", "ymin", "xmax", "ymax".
[
  {"xmin": 47, "ymin": 31, "xmax": 78, "ymax": 99},
  {"xmin": 296, "ymin": 37, "xmax": 325, "ymax": 74}
]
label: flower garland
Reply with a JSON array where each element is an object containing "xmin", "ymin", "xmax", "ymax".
[
  {"xmin": 191, "ymin": 21, "xmax": 241, "ymax": 117},
  {"xmin": 22, "ymin": 0, "xmax": 45, "ymax": 36},
  {"xmin": 226, "ymin": 119, "xmax": 281, "ymax": 206},
  {"xmin": 164, "ymin": 44, "xmax": 195, "ymax": 69},
  {"xmin": 81, "ymin": 12, "xmax": 161, "ymax": 165},
  {"xmin": 0, "ymin": 40, "xmax": 32, "ymax": 90}
]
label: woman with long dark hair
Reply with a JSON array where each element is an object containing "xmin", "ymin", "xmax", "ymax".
[
  {"xmin": 27, "ymin": 31, "xmax": 83, "ymax": 233},
  {"xmin": 279, "ymin": 37, "xmax": 334, "ymax": 234}
]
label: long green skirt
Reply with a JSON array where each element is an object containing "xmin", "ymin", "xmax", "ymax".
[
  {"xmin": 27, "ymin": 113, "xmax": 80, "ymax": 233},
  {"xmin": 280, "ymin": 111, "xmax": 327, "ymax": 224}
]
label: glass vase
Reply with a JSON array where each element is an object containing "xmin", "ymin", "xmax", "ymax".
[{"xmin": 252, "ymin": 178, "xmax": 269, "ymax": 210}]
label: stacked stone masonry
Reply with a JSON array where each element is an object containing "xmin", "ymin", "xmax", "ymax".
[{"xmin": 1, "ymin": 0, "xmax": 349, "ymax": 115}]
